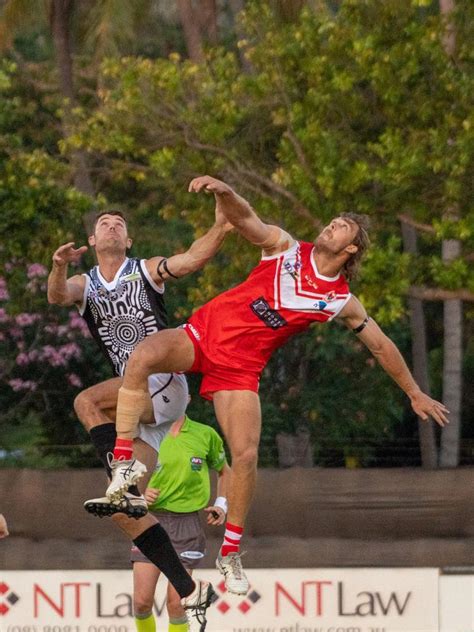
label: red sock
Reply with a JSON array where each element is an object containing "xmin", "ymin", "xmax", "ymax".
[
  {"xmin": 221, "ymin": 522, "xmax": 244, "ymax": 557},
  {"xmin": 113, "ymin": 438, "xmax": 133, "ymax": 461}
]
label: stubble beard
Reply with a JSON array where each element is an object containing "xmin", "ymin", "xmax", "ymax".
[
  {"xmin": 315, "ymin": 234, "xmax": 351, "ymax": 259},
  {"xmin": 315, "ymin": 232, "xmax": 333, "ymax": 253},
  {"xmin": 97, "ymin": 237, "xmax": 126, "ymax": 257}
]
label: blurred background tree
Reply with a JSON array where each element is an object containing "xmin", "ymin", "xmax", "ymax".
[{"xmin": 0, "ymin": 0, "xmax": 472, "ymax": 468}]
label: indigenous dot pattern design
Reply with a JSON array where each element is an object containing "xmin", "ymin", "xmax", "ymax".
[{"xmin": 82, "ymin": 258, "xmax": 168, "ymax": 376}]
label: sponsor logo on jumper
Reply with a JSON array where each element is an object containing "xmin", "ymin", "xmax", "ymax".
[
  {"xmin": 314, "ymin": 300, "xmax": 328, "ymax": 311},
  {"xmin": 325, "ymin": 291, "xmax": 337, "ymax": 302},
  {"xmin": 283, "ymin": 260, "xmax": 302, "ymax": 280},
  {"xmin": 122, "ymin": 273, "xmax": 140, "ymax": 283},
  {"xmin": 190, "ymin": 456, "xmax": 203, "ymax": 471},
  {"xmin": 305, "ymin": 273, "xmax": 319, "ymax": 290},
  {"xmin": 250, "ymin": 297, "xmax": 287, "ymax": 330}
]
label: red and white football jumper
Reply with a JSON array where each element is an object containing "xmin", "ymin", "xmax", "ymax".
[{"xmin": 184, "ymin": 241, "xmax": 351, "ymax": 398}]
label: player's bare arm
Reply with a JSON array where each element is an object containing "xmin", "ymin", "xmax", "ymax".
[
  {"xmin": 47, "ymin": 242, "xmax": 87, "ymax": 306},
  {"xmin": 188, "ymin": 175, "xmax": 295, "ymax": 256},
  {"xmin": 145, "ymin": 201, "xmax": 233, "ymax": 283},
  {"xmin": 204, "ymin": 462, "xmax": 231, "ymax": 526},
  {"xmin": 338, "ymin": 296, "xmax": 449, "ymax": 427},
  {"xmin": 0, "ymin": 513, "xmax": 8, "ymax": 538}
]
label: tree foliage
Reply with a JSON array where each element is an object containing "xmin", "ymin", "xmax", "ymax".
[
  {"xmin": 73, "ymin": 0, "xmax": 473, "ymax": 310},
  {"xmin": 1, "ymin": 0, "xmax": 473, "ymax": 466}
]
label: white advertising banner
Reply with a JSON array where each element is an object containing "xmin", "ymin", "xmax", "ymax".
[
  {"xmin": 0, "ymin": 568, "xmax": 439, "ymax": 632},
  {"xmin": 439, "ymin": 575, "xmax": 474, "ymax": 631}
]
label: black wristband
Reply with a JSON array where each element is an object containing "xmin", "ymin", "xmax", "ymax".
[
  {"xmin": 157, "ymin": 258, "xmax": 179, "ymax": 281},
  {"xmin": 353, "ymin": 316, "xmax": 370, "ymax": 334}
]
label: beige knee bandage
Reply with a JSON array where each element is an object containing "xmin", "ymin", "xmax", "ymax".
[{"xmin": 116, "ymin": 387, "xmax": 148, "ymax": 440}]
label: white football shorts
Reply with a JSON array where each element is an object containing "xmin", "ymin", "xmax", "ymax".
[{"xmin": 137, "ymin": 372, "xmax": 189, "ymax": 452}]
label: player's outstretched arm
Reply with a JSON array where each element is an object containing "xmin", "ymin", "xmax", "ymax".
[
  {"xmin": 337, "ymin": 296, "xmax": 449, "ymax": 427},
  {"xmin": 145, "ymin": 205, "xmax": 233, "ymax": 283},
  {"xmin": 189, "ymin": 175, "xmax": 295, "ymax": 256},
  {"xmin": 47, "ymin": 242, "xmax": 87, "ymax": 306}
]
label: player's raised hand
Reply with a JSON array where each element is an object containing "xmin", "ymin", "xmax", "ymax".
[
  {"xmin": 410, "ymin": 391, "xmax": 450, "ymax": 427},
  {"xmin": 52, "ymin": 242, "xmax": 88, "ymax": 267},
  {"xmin": 204, "ymin": 505, "xmax": 226, "ymax": 526},
  {"xmin": 188, "ymin": 175, "xmax": 233, "ymax": 196}
]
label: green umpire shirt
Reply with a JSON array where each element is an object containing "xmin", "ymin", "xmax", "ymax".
[{"xmin": 147, "ymin": 415, "xmax": 227, "ymax": 513}]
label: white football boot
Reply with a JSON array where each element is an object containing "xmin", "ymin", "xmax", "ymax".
[
  {"xmin": 105, "ymin": 457, "xmax": 147, "ymax": 501},
  {"xmin": 84, "ymin": 492, "xmax": 148, "ymax": 519},
  {"xmin": 181, "ymin": 579, "xmax": 217, "ymax": 631},
  {"xmin": 216, "ymin": 551, "xmax": 249, "ymax": 595}
]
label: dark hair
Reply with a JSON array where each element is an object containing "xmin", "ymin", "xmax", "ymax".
[
  {"xmin": 93, "ymin": 210, "xmax": 128, "ymax": 231},
  {"xmin": 339, "ymin": 212, "xmax": 370, "ymax": 281}
]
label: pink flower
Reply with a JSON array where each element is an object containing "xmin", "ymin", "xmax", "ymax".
[
  {"xmin": 26, "ymin": 279, "xmax": 48, "ymax": 295},
  {"xmin": 16, "ymin": 352, "xmax": 29, "ymax": 366},
  {"xmin": 8, "ymin": 378, "xmax": 38, "ymax": 392},
  {"xmin": 0, "ymin": 277, "xmax": 9, "ymax": 301},
  {"xmin": 39, "ymin": 342, "xmax": 82, "ymax": 366},
  {"xmin": 67, "ymin": 373, "xmax": 82, "ymax": 388},
  {"xmin": 27, "ymin": 263, "xmax": 48, "ymax": 279},
  {"xmin": 40, "ymin": 345, "xmax": 67, "ymax": 367},
  {"xmin": 0, "ymin": 308, "xmax": 9, "ymax": 323},
  {"xmin": 59, "ymin": 342, "xmax": 82, "ymax": 361},
  {"xmin": 15, "ymin": 349, "xmax": 38, "ymax": 364},
  {"xmin": 15, "ymin": 313, "xmax": 41, "ymax": 327},
  {"xmin": 68, "ymin": 311, "xmax": 91, "ymax": 337}
]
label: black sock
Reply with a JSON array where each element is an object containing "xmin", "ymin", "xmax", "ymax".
[
  {"xmin": 133, "ymin": 524, "xmax": 195, "ymax": 598},
  {"xmin": 89, "ymin": 423, "xmax": 141, "ymax": 496},
  {"xmin": 89, "ymin": 423, "xmax": 116, "ymax": 477}
]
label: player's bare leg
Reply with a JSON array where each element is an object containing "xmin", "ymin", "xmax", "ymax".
[
  {"xmin": 78, "ymin": 377, "xmax": 157, "ymax": 518},
  {"xmin": 133, "ymin": 561, "xmax": 161, "ymax": 624},
  {"xmin": 132, "ymin": 563, "xmax": 201, "ymax": 631},
  {"xmin": 107, "ymin": 329, "xmax": 195, "ymax": 500},
  {"xmin": 213, "ymin": 389, "xmax": 261, "ymax": 594},
  {"xmin": 74, "ymin": 377, "xmax": 124, "ymax": 431},
  {"xmin": 111, "ymin": 510, "xmax": 217, "ymax": 623}
]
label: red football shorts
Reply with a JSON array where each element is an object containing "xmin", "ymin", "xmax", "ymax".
[{"xmin": 183, "ymin": 324, "xmax": 260, "ymax": 400}]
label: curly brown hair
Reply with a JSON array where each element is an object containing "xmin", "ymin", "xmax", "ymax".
[{"xmin": 339, "ymin": 212, "xmax": 370, "ymax": 281}]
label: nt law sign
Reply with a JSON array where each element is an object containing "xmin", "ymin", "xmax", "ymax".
[{"xmin": 0, "ymin": 569, "xmax": 439, "ymax": 630}]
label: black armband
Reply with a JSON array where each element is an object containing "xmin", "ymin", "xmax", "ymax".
[
  {"xmin": 157, "ymin": 258, "xmax": 179, "ymax": 281},
  {"xmin": 352, "ymin": 316, "xmax": 370, "ymax": 334}
]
